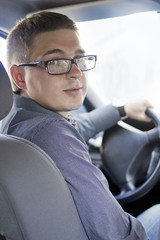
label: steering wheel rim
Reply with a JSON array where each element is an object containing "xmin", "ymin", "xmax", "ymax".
[{"xmin": 101, "ymin": 108, "xmax": 160, "ymax": 205}]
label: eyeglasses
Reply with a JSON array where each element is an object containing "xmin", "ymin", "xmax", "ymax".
[{"xmin": 18, "ymin": 55, "xmax": 97, "ymax": 75}]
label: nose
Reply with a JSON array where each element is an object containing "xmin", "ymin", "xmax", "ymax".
[{"xmin": 67, "ymin": 62, "xmax": 83, "ymax": 79}]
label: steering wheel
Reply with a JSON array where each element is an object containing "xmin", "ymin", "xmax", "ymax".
[{"xmin": 101, "ymin": 108, "xmax": 160, "ymax": 205}]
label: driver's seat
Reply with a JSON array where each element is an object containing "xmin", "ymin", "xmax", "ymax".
[{"xmin": 0, "ymin": 61, "xmax": 88, "ymax": 240}]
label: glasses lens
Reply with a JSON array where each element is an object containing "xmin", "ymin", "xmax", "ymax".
[
  {"xmin": 48, "ymin": 59, "xmax": 70, "ymax": 74},
  {"xmin": 77, "ymin": 56, "xmax": 96, "ymax": 71},
  {"xmin": 47, "ymin": 56, "xmax": 96, "ymax": 75}
]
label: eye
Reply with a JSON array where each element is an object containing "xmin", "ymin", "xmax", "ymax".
[
  {"xmin": 77, "ymin": 58, "xmax": 86, "ymax": 68},
  {"xmin": 49, "ymin": 60, "xmax": 68, "ymax": 67},
  {"xmin": 49, "ymin": 60, "xmax": 58, "ymax": 66},
  {"xmin": 58, "ymin": 60, "xmax": 69, "ymax": 67}
]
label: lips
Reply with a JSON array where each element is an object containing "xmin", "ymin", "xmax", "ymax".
[{"xmin": 64, "ymin": 87, "xmax": 83, "ymax": 95}]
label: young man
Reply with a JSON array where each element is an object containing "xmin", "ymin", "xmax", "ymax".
[{"xmin": 1, "ymin": 11, "xmax": 160, "ymax": 240}]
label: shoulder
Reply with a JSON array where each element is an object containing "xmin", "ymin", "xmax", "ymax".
[{"xmin": 32, "ymin": 116, "xmax": 85, "ymax": 144}]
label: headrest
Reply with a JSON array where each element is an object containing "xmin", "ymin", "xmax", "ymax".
[{"xmin": 0, "ymin": 61, "xmax": 13, "ymax": 120}]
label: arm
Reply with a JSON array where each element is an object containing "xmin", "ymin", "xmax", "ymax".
[
  {"xmin": 75, "ymin": 99, "xmax": 153, "ymax": 142},
  {"xmin": 32, "ymin": 119, "xmax": 148, "ymax": 240},
  {"xmin": 75, "ymin": 104, "xmax": 120, "ymax": 142}
]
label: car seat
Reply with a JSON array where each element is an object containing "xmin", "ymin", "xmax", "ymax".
[{"xmin": 0, "ymin": 61, "xmax": 88, "ymax": 240}]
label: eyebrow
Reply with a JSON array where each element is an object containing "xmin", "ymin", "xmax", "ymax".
[{"xmin": 42, "ymin": 48, "xmax": 86, "ymax": 57}]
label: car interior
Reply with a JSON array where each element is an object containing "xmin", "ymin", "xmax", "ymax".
[{"xmin": 0, "ymin": 0, "xmax": 160, "ymax": 239}]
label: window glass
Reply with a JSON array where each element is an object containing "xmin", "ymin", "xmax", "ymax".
[
  {"xmin": 77, "ymin": 11, "xmax": 160, "ymax": 109},
  {"xmin": 0, "ymin": 37, "xmax": 7, "ymax": 68}
]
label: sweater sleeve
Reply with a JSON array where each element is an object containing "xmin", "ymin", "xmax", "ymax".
[{"xmin": 74, "ymin": 104, "xmax": 120, "ymax": 142}]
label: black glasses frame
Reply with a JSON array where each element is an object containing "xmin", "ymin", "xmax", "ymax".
[{"xmin": 18, "ymin": 55, "xmax": 97, "ymax": 75}]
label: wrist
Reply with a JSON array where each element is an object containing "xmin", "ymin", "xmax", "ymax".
[
  {"xmin": 115, "ymin": 105, "xmax": 128, "ymax": 119},
  {"xmin": 117, "ymin": 106, "xmax": 126, "ymax": 118}
]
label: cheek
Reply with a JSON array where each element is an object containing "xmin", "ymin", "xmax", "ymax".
[
  {"xmin": 25, "ymin": 69, "xmax": 59, "ymax": 92},
  {"xmin": 83, "ymin": 72, "xmax": 88, "ymax": 91},
  {"xmin": 24, "ymin": 70, "xmax": 46, "ymax": 99},
  {"xmin": 45, "ymin": 75, "xmax": 64, "ymax": 93},
  {"xmin": 24, "ymin": 69, "xmax": 37, "ymax": 90}
]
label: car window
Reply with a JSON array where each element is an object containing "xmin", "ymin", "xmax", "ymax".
[
  {"xmin": 77, "ymin": 11, "xmax": 160, "ymax": 109},
  {"xmin": 0, "ymin": 37, "xmax": 7, "ymax": 68}
]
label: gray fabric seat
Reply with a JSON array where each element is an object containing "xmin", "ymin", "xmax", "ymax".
[{"xmin": 0, "ymin": 61, "xmax": 88, "ymax": 240}]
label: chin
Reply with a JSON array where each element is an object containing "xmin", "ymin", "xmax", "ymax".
[
  {"xmin": 68, "ymin": 100, "xmax": 84, "ymax": 111},
  {"xmin": 69, "ymin": 106, "xmax": 81, "ymax": 112},
  {"xmin": 73, "ymin": 102, "xmax": 83, "ymax": 109}
]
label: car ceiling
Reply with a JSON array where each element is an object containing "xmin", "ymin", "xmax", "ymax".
[{"xmin": 0, "ymin": 0, "xmax": 160, "ymax": 36}]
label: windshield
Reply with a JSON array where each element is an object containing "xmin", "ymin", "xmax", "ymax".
[{"xmin": 77, "ymin": 11, "xmax": 160, "ymax": 109}]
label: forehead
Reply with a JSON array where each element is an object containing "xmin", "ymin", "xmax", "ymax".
[{"xmin": 30, "ymin": 29, "xmax": 84, "ymax": 60}]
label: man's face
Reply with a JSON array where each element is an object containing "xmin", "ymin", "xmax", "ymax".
[{"xmin": 20, "ymin": 29, "xmax": 87, "ymax": 117}]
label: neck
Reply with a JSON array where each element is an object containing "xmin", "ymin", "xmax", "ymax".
[{"xmin": 57, "ymin": 111, "xmax": 70, "ymax": 117}]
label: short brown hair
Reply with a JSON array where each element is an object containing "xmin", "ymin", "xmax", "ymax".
[{"xmin": 6, "ymin": 11, "xmax": 78, "ymax": 92}]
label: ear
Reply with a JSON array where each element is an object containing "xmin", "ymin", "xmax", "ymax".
[{"xmin": 10, "ymin": 64, "xmax": 26, "ymax": 90}]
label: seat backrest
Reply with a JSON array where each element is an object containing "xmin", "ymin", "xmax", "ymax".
[
  {"xmin": 0, "ymin": 62, "xmax": 13, "ymax": 120},
  {"xmin": 0, "ymin": 61, "xmax": 88, "ymax": 240}
]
